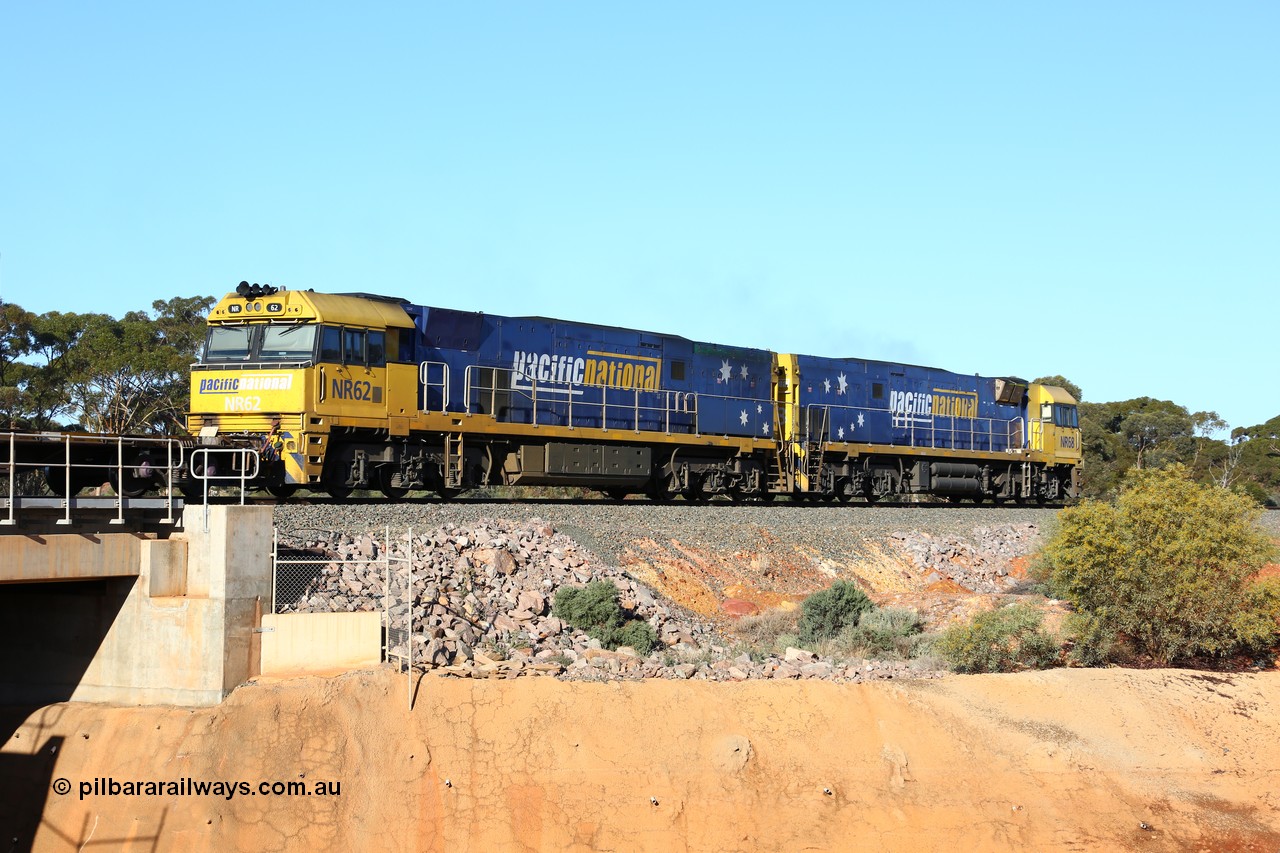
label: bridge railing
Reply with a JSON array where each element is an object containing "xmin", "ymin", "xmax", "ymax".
[{"xmin": 1, "ymin": 432, "xmax": 186, "ymax": 527}]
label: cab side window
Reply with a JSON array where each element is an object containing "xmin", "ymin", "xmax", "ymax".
[
  {"xmin": 319, "ymin": 326, "xmax": 342, "ymax": 362},
  {"xmin": 344, "ymin": 329, "xmax": 366, "ymax": 365},
  {"xmin": 1054, "ymin": 405, "xmax": 1079, "ymax": 428},
  {"xmin": 367, "ymin": 330, "xmax": 386, "ymax": 367}
]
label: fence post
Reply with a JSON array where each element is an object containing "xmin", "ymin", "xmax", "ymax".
[
  {"xmin": 408, "ymin": 526, "xmax": 414, "ymax": 677},
  {"xmin": 271, "ymin": 525, "xmax": 278, "ymax": 614},
  {"xmin": 383, "ymin": 525, "xmax": 390, "ymax": 661}
]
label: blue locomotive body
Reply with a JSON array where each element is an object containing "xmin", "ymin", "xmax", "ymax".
[
  {"xmin": 403, "ymin": 305, "xmax": 774, "ymax": 438},
  {"xmin": 792, "ymin": 355, "xmax": 1026, "ymax": 453}
]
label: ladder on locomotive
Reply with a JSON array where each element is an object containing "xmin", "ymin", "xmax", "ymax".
[
  {"xmin": 766, "ymin": 405, "xmax": 789, "ymax": 494},
  {"xmin": 443, "ymin": 433, "xmax": 465, "ymax": 489},
  {"xmin": 804, "ymin": 406, "xmax": 829, "ymax": 491}
]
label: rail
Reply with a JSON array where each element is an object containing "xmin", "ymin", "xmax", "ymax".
[
  {"xmin": 804, "ymin": 405, "xmax": 1026, "ymax": 453},
  {"xmin": 1, "ymin": 432, "xmax": 185, "ymax": 526}
]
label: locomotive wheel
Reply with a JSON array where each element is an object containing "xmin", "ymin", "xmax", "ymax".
[
  {"xmin": 603, "ymin": 488, "xmax": 629, "ymax": 502},
  {"xmin": 377, "ymin": 469, "xmax": 408, "ymax": 500},
  {"xmin": 267, "ymin": 484, "xmax": 299, "ymax": 499},
  {"xmin": 325, "ymin": 483, "xmax": 352, "ymax": 500},
  {"xmin": 109, "ymin": 470, "xmax": 153, "ymax": 499}
]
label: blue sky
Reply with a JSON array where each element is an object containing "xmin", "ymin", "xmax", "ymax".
[{"xmin": 2, "ymin": 3, "xmax": 1276, "ymax": 431}]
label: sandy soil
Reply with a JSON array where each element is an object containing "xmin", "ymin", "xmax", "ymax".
[{"xmin": 4, "ymin": 666, "xmax": 1280, "ymax": 852}]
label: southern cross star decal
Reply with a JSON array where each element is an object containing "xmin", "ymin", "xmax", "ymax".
[
  {"xmin": 857, "ymin": 413, "xmax": 865, "ymax": 427},
  {"xmin": 739, "ymin": 409, "xmax": 749, "ymax": 426},
  {"xmin": 756, "ymin": 404, "xmax": 762, "ymax": 414},
  {"xmin": 823, "ymin": 378, "xmax": 831, "ymax": 394},
  {"xmin": 740, "ymin": 364, "xmax": 749, "ymax": 379},
  {"xmin": 837, "ymin": 426, "xmax": 845, "ymax": 440},
  {"xmin": 719, "ymin": 360, "xmax": 732, "ymax": 383},
  {"xmin": 837, "ymin": 373, "xmax": 848, "ymax": 395},
  {"xmin": 762, "ymin": 421, "xmax": 771, "ymax": 435}
]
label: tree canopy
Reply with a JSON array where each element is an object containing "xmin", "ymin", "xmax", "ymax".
[{"xmin": 0, "ymin": 295, "xmax": 213, "ymax": 434}]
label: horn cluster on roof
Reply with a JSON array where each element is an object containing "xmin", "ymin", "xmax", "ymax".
[{"xmin": 236, "ymin": 280, "xmax": 280, "ymax": 298}]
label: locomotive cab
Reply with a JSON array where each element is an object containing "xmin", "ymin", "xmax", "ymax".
[
  {"xmin": 188, "ymin": 284, "xmax": 415, "ymax": 494},
  {"xmin": 1026, "ymin": 383, "xmax": 1082, "ymax": 468}
]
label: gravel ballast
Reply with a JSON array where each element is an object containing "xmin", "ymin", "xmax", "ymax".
[{"xmin": 273, "ymin": 501, "xmax": 1064, "ymax": 567}]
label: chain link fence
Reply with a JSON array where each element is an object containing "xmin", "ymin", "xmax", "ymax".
[{"xmin": 271, "ymin": 526, "xmax": 419, "ymax": 673}]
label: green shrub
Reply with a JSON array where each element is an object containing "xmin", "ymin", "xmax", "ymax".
[
  {"xmin": 1038, "ymin": 465, "xmax": 1278, "ymax": 665},
  {"xmin": 829, "ymin": 607, "xmax": 924, "ymax": 659},
  {"xmin": 798, "ymin": 580, "xmax": 873, "ymax": 646},
  {"xmin": 612, "ymin": 620, "xmax": 658, "ymax": 656},
  {"xmin": 935, "ymin": 604, "xmax": 1060, "ymax": 673},
  {"xmin": 1061, "ymin": 611, "xmax": 1129, "ymax": 666},
  {"xmin": 554, "ymin": 581, "xmax": 624, "ymax": 633},
  {"xmin": 553, "ymin": 580, "xmax": 656, "ymax": 654}
]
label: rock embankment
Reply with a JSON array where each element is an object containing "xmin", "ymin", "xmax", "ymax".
[
  {"xmin": 890, "ymin": 523, "xmax": 1041, "ymax": 592},
  {"xmin": 276, "ymin": 518, "xmax": 940, "ymax": 683}
]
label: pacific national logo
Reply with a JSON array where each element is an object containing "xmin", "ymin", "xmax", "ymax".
[
  {"xmin": 890, "ymin": 388, "xmax": 979, "ymax": 426},
  {"xmin": 512, "ymin": 350, "xmax": 661, "ymax": 391},
  {"xmin": 198, "ymin": 374, "xmax": 294, "ymax": 394}
]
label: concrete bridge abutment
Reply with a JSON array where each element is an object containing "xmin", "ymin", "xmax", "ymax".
[{"xmin": 0, "ymin": 505, "xmax": 273, "ymax": 706}]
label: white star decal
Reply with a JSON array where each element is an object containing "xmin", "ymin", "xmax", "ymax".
[
  {"xmin": 739, "ymin": 409, "xmax": 748, "ymax": 426},
  {"xmin": 739, "ymin": 364, "xmax": 749, "ymax": 379},
  {"xmin": 857, "ymin": 413, "xmax": 865, "ymax": 427},
  {"xmin": 756, "ymin": 404, "xmax": 762, "ymax": 414},
  {"xmin": 837, "ymin": 373, "xmax": 848, "ymax": 395},
  {"xmin": 823, "ymin": 378, "xmax": 831, "ymax": 394},
  {"xmin": 837, "ymin": 426, "xmax": 845, "ymax": 440},
  {"xmin": 762, "ymin": 421, "xmax": 771, "ymax": 435},
  {"xmin": 719, "ymin": 360, "xmax": 732, "ymax": 383}
]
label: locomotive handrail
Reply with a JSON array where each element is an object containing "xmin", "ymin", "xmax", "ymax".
[
  {"xmin": 460, "ymin": 365, "xmax": 773, "ymax": 439},
  {"xmin": 418, "ymin": 361, "xmax": 450, "ymax": 412},
  {"xmin": 1009, "ymin": 417, "xmax": 1026, "ymax": 451},
  {"xmin": 189, "ymin": 447, "xmax": 260, "ymax": 503},
  {"xmin": 803, "ymin": 404, "xmax": 1023, "ymax": 454}
]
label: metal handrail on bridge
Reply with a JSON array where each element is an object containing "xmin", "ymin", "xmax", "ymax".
[{"xmin": 1, "ymin": 432, "xmax": 187, "ymax": 526}]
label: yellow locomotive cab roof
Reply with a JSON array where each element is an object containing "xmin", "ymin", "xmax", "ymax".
[
  {"xmin": 1038, "ymin": 385, "xmax": 1079, "ymax": 405},
  {"xmin": 208, "ymin": 289, "xmax": 414, "ymax": 328}
]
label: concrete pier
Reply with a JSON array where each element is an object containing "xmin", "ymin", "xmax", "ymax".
[{"xmin": 0, "ymin": 505, "xmax": 273, "ymax": 706}]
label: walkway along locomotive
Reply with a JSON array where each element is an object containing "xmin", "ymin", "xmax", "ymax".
[{"xmin": 184, "ymin": 282, "xmax": 1082, "ymax": 503}]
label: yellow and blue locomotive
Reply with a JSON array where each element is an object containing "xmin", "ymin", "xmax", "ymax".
[{"xmin": 185, "ymin": 282, "xmax": 1081, "ymax": 502}]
